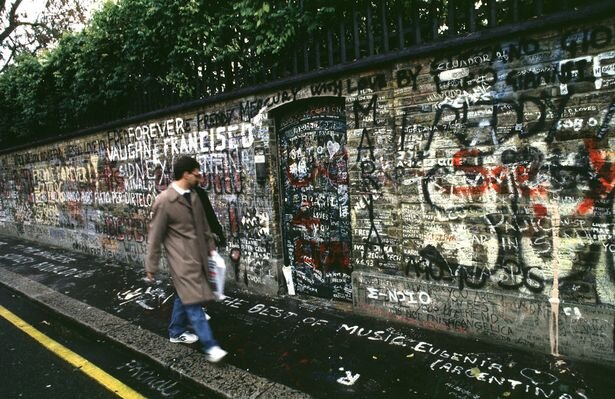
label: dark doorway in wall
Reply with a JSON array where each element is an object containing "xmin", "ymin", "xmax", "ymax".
[{"xmin": 274, "ymin": 97, "xmax": 352, "ymax": 301}]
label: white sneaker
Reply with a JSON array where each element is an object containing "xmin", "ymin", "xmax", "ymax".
[
  {"xmin": 169, "ymin": 332, "xmax": 199, "ymax": 344},
  {"xmin": 205, "ymin": 345, "xmax": 227, "ymax": 363}
]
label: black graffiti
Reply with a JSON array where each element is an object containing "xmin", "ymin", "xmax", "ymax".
[
  {"xmin": 543, "ymin": 96, "xmax": 571, "ymax": 143},
  {"xmin": 396, "ymin": 65, "xmax": 422, "ymax": 90},
  {"xmin": 353, "ymin": 94, "xmax": 387, "ymax": 262},
  {"xmin": 239, "ymin": 87, "xmax": 301, "ymax": 120},
  {"xmin": 347, "ymin": 73, "xmax": 388, "ymax": 94},
  {"xmin": 485, "ymin": 212, "xmax": 546, "ymax": 293},
  {"xmin": 310, "ymin": 80, "xmax": 343, "ymax": 96},
  {"xmin": 196, "ymin": 109, "xmax": 234, "ymax": 129},
  {"xmin": 356, "ymin": 128, "xmax": 375, "ymax": 160},
  {"xmin": 357, "ymin": 128, "xmax": 379, "ymax": 191},
  {"xmin": 596, "ymin": 97, "xmax": 615, "ymax": 139},
  {"xmin": 354, "ymin": 95, "xmax": 380, "ymax": 191},
  {"xmin": 355, "ymin": 95, "xmax": 380, "ymax": 192},
  {"xmin": 419, "ymin": 138, "xmax": 615, "ymax": 296},
  {"xmin": 431, "ymin": 37, "xmax": 540, "ymax": 72},
  {"xmin": 353, "ymin": 94, "xmax": 378, "ymax": 127},
  {"xmin": 414, "ymin": 245, "xmax": 488, "ymax": 290},
  {"xmin": 362, "ymin": 194, "xmax": 387, "ymax": 261},
  {"xmin": 200, "ymin": 149, "xmax": 243, "ymax": 194},
  {"xmin": 562, "ymin": 25, "xmax": 615, "ymax": 57},
  {"xmin": 506, "ymin": 60, "xmax": 593, "ymax": 92},
  {"xmin": 412, "ymin": 244, "xmax": 545, "ymax": 293},
  {"xmin": 413, "ymin": 95, "xmax": 571, "ymax": 151},
  {"xmin": 432, "ymin": 68, "xmax": 497, "ymax": 94},
  {"xmin": 94, "ymin": 216, "xmax": 146, "ymax": 242},
  {"xmin": 240, "ymin": 207, "xmax": 267, "ymax": 239},
  {"xmin": 419, "ymin": 145, "xmax": 540, "ymax": 293}
]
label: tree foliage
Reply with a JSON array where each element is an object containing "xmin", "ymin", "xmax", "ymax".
[{"xmin": 1, "ymin": 0, "xmax": 338, "ymax": 147}]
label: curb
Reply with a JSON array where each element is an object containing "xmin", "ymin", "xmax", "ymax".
[{"xmin": 0, "ymin": 267, "xmax": 311, "ymax": 399}]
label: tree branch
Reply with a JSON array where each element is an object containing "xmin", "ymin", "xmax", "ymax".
[
  {"xmin": 0, "ymin": 44, "xmax": 16, "ymax": 72},
  {"xmin": 0, "ymin": 0, "xmax": 25, "ymax": 43}
]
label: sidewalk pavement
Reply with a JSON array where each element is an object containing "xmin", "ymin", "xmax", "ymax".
[{"xmin": 0, "ymin": 235, "xmax": 614, "ymax": 399}]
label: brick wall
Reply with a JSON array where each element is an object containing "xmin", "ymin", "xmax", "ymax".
[{"xmin": 1, "ymin": 16, "xmax": 614, "ymax": 363}]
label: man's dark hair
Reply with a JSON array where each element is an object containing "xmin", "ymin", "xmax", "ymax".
[{"xmin": 173, "ymin": 156, "xmax": 200, "ymax": 180}]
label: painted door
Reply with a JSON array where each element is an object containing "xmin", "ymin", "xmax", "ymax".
[{"xmin": 276, "ymin": 98, "xmax": 352, "ymax": 301}]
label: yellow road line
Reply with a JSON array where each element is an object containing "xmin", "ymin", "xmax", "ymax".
[{"xmin": 0, "ymin": 305, "xmax": 146, "ymax": 399}]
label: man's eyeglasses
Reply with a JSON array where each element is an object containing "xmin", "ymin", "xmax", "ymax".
[{"xmin": 191, "ymin": 171, "xmax": 202, "ymax": 177}]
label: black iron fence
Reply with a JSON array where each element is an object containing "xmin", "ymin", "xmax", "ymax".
[
  {"xmin": 203, "ymin": 1, "xmax": 608, "ymax": 83},
  {"xmin": 289, "ymin": 0, "xmax": 582, "ymax": 75},
  {"xmin": 186, "ymin": 0, "xmax": 610, "ymax": 92}
]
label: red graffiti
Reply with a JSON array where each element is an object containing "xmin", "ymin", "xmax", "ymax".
[
  {"xmin": 97, "ymin": 216, "xmax": 145, "ymax": 242},
  {"xmin": 447, "ymin": 140, "xmax": 615, "ymax": 217},
  {"xmin": 227, "ymin": 202, "xmax": 240, "ymax": 237},
  {"xmin": 100, "ymin": 161, "xmax": 125, "ymax": 192},
  {"xmin": 291, "ymin": 216, "xmax": 321, "ymax": 233},
  {"xmin": 450, "ymin": 149, "xmax": 490, "ymax": 195},
  {"xmin": 448, "ymin": 149, "xmax": 548, "ymax": 200},
  {"xmin": 533, "ymin": 204, "xmax": 548, "ymax": 219},
  {"xmin": 153, "ymin": 165, "xmax": 171, "ymax": 193},
  {"xmin": 293, "ymin": 239, "xmax": 350, "ymax": 272},
  {"xmin": 286, "ymin": 149, "xmax": 348, "ymax": 188},
  {"xmin": 577, "ymin": 138, "xmax": 615, "ymax": 215}
]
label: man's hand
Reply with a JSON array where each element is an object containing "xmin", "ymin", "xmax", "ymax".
[{"xmin": 144, "ymin": 271, "xmax": 156, "ymax": 284}]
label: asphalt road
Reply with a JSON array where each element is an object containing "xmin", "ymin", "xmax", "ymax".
[{"xmin": 0, "ymin": 284, "xmax": 214, "ymax": 399}]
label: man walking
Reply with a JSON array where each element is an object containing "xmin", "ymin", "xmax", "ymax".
[{"xmin": 145, "ymin": 156, "xmax": 227, "ymax": 363}]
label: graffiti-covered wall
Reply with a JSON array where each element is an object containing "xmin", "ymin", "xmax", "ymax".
[
  {"xmin": 2, "ymin": 17, "xmax": 615, "ymax": 363},
  {"xmin": 0, "ymin": 113, "xmax": 279, "ymax": 293}
]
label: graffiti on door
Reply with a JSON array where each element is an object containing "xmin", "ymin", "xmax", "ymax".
[{"xmin": 276, "ymin": 98, "xmax": 352, "ymax": 301}]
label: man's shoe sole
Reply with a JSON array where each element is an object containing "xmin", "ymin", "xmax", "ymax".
[
  {"xmin": 170, "ymin": 337, "xmax": 198, "ymax": 344},
  {"xmin": 206, "ymin": 353, "xmax": 227, "ymax": 363}
]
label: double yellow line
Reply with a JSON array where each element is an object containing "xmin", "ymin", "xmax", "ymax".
[{"xmin": 0, "ymin": 305, "xmax": 146, "ymax": 399}]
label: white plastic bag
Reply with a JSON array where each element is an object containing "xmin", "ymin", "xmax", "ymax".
[{"xmin": 208, "ymin": 250, "xmax": 227, "ymax": 300}]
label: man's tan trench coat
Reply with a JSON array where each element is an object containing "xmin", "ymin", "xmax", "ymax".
[{"xmin": 146, "ymin": 187, "xmax": 217, "ymax": 304}]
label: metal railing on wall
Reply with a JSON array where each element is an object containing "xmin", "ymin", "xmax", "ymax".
[
  {"xmin": 183, "ymin": 0, "xmax": 611, "ymax": 94},
  {"xmin": 2, "ymin": 0, "xmax": 614, "ymax": 151}
]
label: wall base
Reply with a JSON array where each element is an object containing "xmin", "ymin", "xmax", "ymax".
[{"xmin": 352, "ymin": 271, "xmax": 615, "ymax": 365}]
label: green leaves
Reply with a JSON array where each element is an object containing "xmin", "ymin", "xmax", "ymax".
[{"xmin": 0, "ymin": 0, "xmax": 321, "ymax": 146}]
